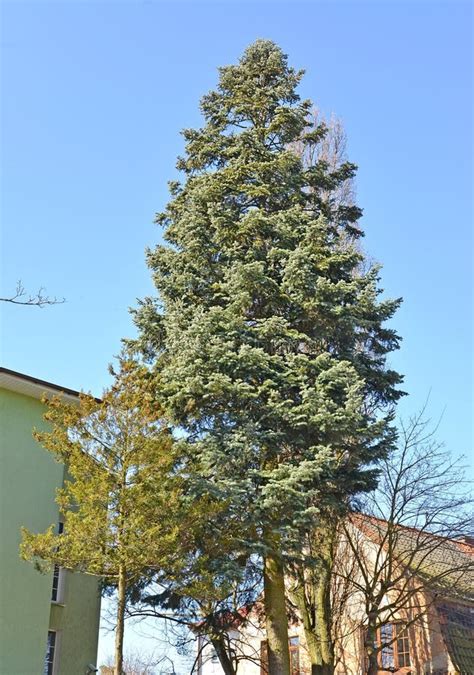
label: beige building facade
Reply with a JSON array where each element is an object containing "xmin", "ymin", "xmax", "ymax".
[{"xmin": 196, "ymin": 521, "xmax": 473, "ymax": 675}]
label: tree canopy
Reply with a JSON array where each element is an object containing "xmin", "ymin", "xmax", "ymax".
[
  {"xmin": 133, "ymin": 39, "xmax": 403, "ymax": 674},
  {"xmin": 20, "ymin": 359, "xmax": 217, "ymax": 674},
  {"xmin": 135, "ymin": 37, "xmax": 402, "ymax": 531}
]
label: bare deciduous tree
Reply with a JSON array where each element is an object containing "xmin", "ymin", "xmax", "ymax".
[
  {"xmin": 290, "ymin": 107, "xmax": 364, "ymax": 243},
  {"xmin": 100, "ymin": 649, "xmax": 173, "ymax": 675},
  {"xmin": 291, "ymin": 108, "xmax": 356, "ymax": 212},
  {"xmin": 288, "ymin": 407, "xmax": 473, "ymax": 675},
  {"xmin": 124, "ymin": 569, "xmax": 263, "ymax": 675},
  {"xmin": 338, "ymin": 408, "xmax": 474, "ymax": 675}
]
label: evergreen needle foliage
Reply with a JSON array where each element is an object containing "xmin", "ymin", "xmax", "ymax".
[
  {"xmin": 133, "ymin": 40, "xmax": 403, "ymax": 674},
  {"xmin": 20, "ymin": 358, "xmax": 212, "ymax": 675}
]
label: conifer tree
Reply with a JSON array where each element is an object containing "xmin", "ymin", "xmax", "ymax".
[
  {"xmin": 134, "ymin": 40, "xmax": 403, "ymax": 675},
  {"xmin": 20, "ymin": 359, "xmax": 207, "ymax": 675}
]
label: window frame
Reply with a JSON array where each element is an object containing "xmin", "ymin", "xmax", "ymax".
[
  {"xmin": 376, "ymin": 622, "xmax": 411, "ymax": 671},
  {"xmin": 51, "ymin": 522, "xmax": 65, "ymax": 604},
  {"xmin": 288, "ymin": 636, "xmax": 300, "ymax": 675},
  {"xmin": 43, "ymin": 630, "xmax": 61, "ymax": 675}
]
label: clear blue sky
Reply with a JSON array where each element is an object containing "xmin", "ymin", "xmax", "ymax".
[{"xmin": 1, "ymin": 0, "xmax": 472, "ymax": 665}]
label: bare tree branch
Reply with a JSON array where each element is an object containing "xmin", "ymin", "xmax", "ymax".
[
  {"xmin": 0, "ymin": 280, "xmax": 65, "ymax": 307},
  {"xmin": 335, "ymin": 408, "xmax": 474, "ymax": 674}
]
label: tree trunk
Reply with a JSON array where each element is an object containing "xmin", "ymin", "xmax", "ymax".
[
  {"xmin": 292, "ymin": 537, "xmax": 335, "ymax": 675},
  {"xmin": 316, "ymin": 567, "xmax": 334, "ymax": 672},
  {"xmin": 291, "ymin": 578, "xmax": 324, "ymax": 674},
  {"xmin": 211, "ymin": 637, "xmax": 237, "ymax": 675},
  {"xmin": 366, "ymin": 652, "xmax": 378, "ymax": 675},
  {"xmin": 263, "ymin": 529, "xmax": 291, "ymax": 675},
  {"xmin": 114, "ymin": 565, "xmax": 126, "ymax": 675},
  {"xmin": 311, "ymin": 667, "xmax": 333, "ymax": 675},
  {"xmin": 306, "ymin": 634, "xmax": 323, "ymax": 675},
  {"xmin": 365, "ymin": 623, "xmax": 378, "ymax": 675}
]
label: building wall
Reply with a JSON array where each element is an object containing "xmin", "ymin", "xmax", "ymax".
[
  {"xmin": 49, "ymin": 570, "xmax": 101, "ymax": 675},
  {"xmin": 0, "ymin": 387, "xmax": 101, "ymax": 675},
  {"xmin": 198, "ymin": 610, "xmax": 456, "ymax": 675},
  {"xmin": 197, "ymin": 585, "xmax": 460, "ymax": 675},
  {"xmin": 198, "ymin": 623, "xmax": 311, "ymax": 675}
]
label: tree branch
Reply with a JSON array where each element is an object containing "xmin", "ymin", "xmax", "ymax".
[{"xmin": 1, "ymin": 280, "xmax": 65, "ymax": 307}]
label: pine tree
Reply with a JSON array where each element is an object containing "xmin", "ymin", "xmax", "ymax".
[
  {"xmin": 20, "ymin": 359, "xmax": 206, "ymax": 675},
  {"xmin": 134, "ymin": 40, "xmax": 403, "ymax": 675}
]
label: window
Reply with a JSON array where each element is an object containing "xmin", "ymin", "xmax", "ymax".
[
  {"xmin": 51, "ymin": 523, "xmax": 64, "ymax": 603},
  {"xmin": 289, "ymin": 636, "xmax": 300, "ymax": 675},
  {"xmin": 395, "ymin": 625, "xmax": 410, "ymax": 667},
  {"xmin": 43, "ymin": 631, "xmax": 56, "ymax": 675},
  {"xmin": 51, "ymin": 566, "xmax": 61, "ymax": 602},
  {"xmin": 379, "ymin": 623, "xmax": 395, "ymax": 668},
  {"xmin": 260, "ymin": 637, "xmax": 300, "ymax": 675},
  {"xmin": 377, "ymin": 623, "xmax": 411, "ymax": 670}
]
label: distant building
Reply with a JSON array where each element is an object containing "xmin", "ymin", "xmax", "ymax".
[
  {"xmin": 0, "ymin": 367, "xmax": 101, "ymax": 675},
  {"xmin": 197, "ymin": 516, "xmax": 474, "ymax": 675}
]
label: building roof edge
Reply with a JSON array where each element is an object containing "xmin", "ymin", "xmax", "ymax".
[{"xmin": 0, "ymin": 366, "xmax": 82, "ymax": 401}]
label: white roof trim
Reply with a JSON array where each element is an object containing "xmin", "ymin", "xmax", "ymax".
[{"xmin": 0, "ymin": 367, "xmax": 81, "ymax": 403}]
